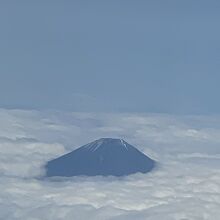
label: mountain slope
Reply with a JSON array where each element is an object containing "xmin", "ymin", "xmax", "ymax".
[{"xmin": 46, "ymin": 138, "xmax": 155, "ymax": 177}]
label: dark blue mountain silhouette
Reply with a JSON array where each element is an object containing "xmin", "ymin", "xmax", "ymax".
[{"xmin": 46, "ymin": 138, "xmax": 155, "ymax": 177}]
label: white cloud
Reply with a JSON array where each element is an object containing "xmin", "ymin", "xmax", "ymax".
[
  {"xmin": 0, "ymin": 138, "xmax": 65, "ymax": 177},
  {"xmin": 1, "ymin": 109, "xmax": 220, "ymax": 219}
]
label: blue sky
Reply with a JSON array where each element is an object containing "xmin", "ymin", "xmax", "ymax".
[{"xmin": 0, "ymin": 0, "xmax": 220, "ymax": 114}]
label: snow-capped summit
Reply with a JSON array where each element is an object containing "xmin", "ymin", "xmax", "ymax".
[
  {"xmin": 46, "ymin": 138, "xmax": 155, "ymax": 177},
  {"xmin": 83, "ymin": 138, "xmax": 130, "ymax": 152}
]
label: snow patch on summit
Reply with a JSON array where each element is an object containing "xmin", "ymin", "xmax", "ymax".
[
  {"xmin": 84, "ymin": 138, "xmax": 130, "ymax": 152},
  {"xmin": 83, "ymin": 139, "xmax": 105, "ymax": 152},
  {"xmin": 92, "ymin": 140, "xmax": 103, "ymax": 152},
  {"xmin": 120, "ymin": 139, "xmax": 128, "ymax": 150}
]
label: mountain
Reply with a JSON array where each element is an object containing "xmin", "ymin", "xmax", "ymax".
[{"xmin": 46, "ymin": 138, "xmax": 155, "ymax": 177}]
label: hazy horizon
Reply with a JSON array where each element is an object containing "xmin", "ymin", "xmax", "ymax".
[{"xmin": 1, "ymin": 1, "xmax": 220, "ymax": 114}]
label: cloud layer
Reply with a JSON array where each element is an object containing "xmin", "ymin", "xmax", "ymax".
[{"xmin": 1, "ymin": 109, "xmax": 220, "ymax": 219}]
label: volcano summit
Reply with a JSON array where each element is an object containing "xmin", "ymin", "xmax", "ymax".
[{"xmin": 46, "ymin": 138, "xmax": 155, "ymax": 177}]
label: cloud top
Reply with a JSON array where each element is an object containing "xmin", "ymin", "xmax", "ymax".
[{"xmin": 1, "ymin": 109, "xmax": 220, "ymax": 219}]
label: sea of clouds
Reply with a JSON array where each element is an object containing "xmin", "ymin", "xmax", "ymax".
[{"xmin": 1, "ymin": 109, "xmax": 220, "ymax": 219}]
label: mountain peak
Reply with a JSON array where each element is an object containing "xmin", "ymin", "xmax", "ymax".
[
  {"xmin": 46, "ymin": 138, "xmax": 155, "ymax": 177},
  {"xmin": 83, "ymin": 138, "xmax": 129, "ymax": 152}
]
